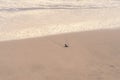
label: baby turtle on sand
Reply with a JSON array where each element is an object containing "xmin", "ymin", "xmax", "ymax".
[{"xmin": 64, "ymin": 44, "xmax": 69, "ymax": 47}]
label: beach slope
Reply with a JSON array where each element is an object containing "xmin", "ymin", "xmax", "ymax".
[{"xmin": 0, "ymin": 29, "xmax": 120, "ymax": 80}]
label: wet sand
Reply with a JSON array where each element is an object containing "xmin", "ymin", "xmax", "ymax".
[
  {"xmin": 0, "ymin": 8, "xmax": 120, "ymax": 41},
  {"xmin": 0, "ymin": 29, "xmax": 120, "ymax": 80}
]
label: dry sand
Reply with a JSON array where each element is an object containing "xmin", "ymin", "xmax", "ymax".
[{"xmin": 0, "ymin": 29, "xmax": 120, "ymax": 80}]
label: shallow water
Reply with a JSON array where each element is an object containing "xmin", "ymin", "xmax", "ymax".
[
  {"xmin": 0, "ymin": 0, "xmax": 120, "ymax": 11},
  {"xmin": 0, "ymin": 0, "xmax": 120, "ymax": 41}
]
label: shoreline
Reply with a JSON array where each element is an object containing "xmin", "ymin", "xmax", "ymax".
[{"xmin": 0, "ymin": 8, "xmax": 120, "ymax": 41}]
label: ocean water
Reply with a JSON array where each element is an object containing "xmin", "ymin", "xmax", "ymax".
[
  {"xmin": 0, "ymin": 0, "xmax": 120, "ymax": 41},
  {"xmin": 0, "ymin": 0, "xmax": 120, "ymax": 10}
]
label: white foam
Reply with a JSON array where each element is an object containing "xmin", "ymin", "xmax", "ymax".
[
  {"xmin": 0, "ymin": 0, "xmax": 120, "ymax": 10},
  {"xmin": 0, "ymin": 4, "xmax": 120, "ymax": 41},
  {"xmin": 0, "ymin": 20, "xmax": 120, "ymax": 41}
]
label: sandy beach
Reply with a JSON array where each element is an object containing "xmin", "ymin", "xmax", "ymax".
[
  {"xmin": 0, "ymin": 29, "xmax": 120, "ymax": 80},
  {"xmin": 0, "ymin": 0, "xmax": 120, "ymax": 80}
]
